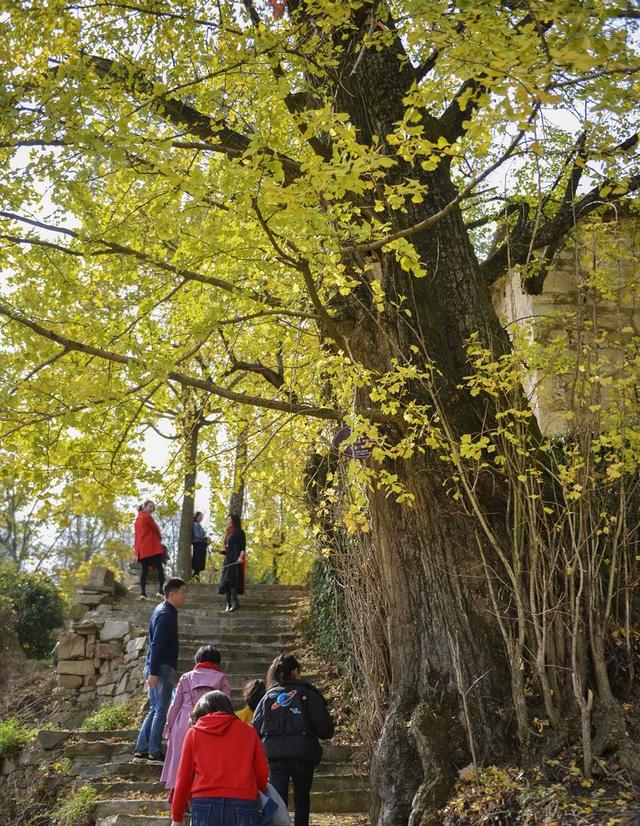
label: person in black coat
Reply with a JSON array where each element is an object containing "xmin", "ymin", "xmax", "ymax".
[
  {"xmin": 218, "ymin": 512, "xmax": 246, "ymax": 612},
  {"xmin": 252, "ymin": 653, "xmax": 334, "ymax": 826}
]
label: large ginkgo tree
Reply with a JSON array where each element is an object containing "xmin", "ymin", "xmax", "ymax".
[{"xmin": 1, "ymin": 1, "xmax": 639, "ymax": 822}]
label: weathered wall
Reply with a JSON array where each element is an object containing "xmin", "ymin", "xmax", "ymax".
[
  {"xmin": 1, "ymin": 565, "xmax": 155, "ymax": 821},
  {"xmin": 55, "ymin": 566, "xmax": 149, "ymax": 715},
  {"xmin": 491, "ymin": 217, "xmax": 640, "ymax": 434}
]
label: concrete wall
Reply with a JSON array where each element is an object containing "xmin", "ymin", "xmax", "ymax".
[{"xmin": 490, "ymin": 217, "xmax": 640, "ymax": 435}]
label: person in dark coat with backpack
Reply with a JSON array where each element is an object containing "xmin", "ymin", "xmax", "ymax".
[
  {"xmin": 218, "ymin": 513, "xmax": 246, "ymax": 612},
  {"xmin": 252, "ymin": 653, "xmax": 334, "ymax": 826}
]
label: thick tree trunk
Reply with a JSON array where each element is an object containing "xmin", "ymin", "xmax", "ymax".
[
  {"xmin": 318, "ymin": 12, "xmax": 520, "ymax": 822},
  {"xmin": 337, "ymin": 165, "xmax": 517, "ymax": 821},
  {"xmin": 177, "ymin": 423, "xmax": 200, "ymax": 579},
  {"xmin": 229, "ymin": 426, "xmax": 248, "ymax": 518},
  {"xmin": 363, "ymin": 465, "xmax": 512, "ymax": 824}
]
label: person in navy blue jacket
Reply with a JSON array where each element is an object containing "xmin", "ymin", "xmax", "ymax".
[{"xmin": 134, "ymin": 577, "xmax": 186, "ymax": 762}]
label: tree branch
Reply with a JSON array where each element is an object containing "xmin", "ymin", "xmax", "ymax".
[
  {"xmin": 81, "ymin": 53, "xmax": 303, "ymax": 183},
  {"xmin": 481, "ymin": 130, "xmax": 640, "ymax": 290},
  {"xmin": 0, "ymin": 301, "xmax": 343, "ymax": 421},
  {"xmin": 250, "ymin": 200, "xmax": 344, "ymax": 342},
  {"xmin": 0, "ymin": 233, "xmax": 82, "ymax": 257},
  {"xmin": 415, "ymin": 49, "xmax": 441, "ymax": 84},
  {"xmin": 439, "ymin": 77, "xmax": 484, "ymax": 144},
  {"xmin": 242, "ymin": 0, "xmax": 332, "ymax": 160},
  {"xmin": 65, "ymin": 2, "xmax": 239, "ymax": 31},
  {"xmin": 0, "ymin": 210, "xmax": 238, "ymax": 294},
  {"xmin": 340, "ymin": 115, "xmax": 535, "ymax": 256},
  {"xmin": 223, "ymin": 356, "xmax": 286, "ymax": 391},
  {"xmin": 0, "ymin": 211, "xmax": 302, "ymax": 313}
]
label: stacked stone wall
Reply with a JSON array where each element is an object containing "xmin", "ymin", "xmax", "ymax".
[{"xmin": 55, "ymin": 566, "xmax": 148, "ymax": 713}]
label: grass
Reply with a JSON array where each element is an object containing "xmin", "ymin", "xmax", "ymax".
[
  {"xmin": 55, "ymin": 785, "xmax": 98, "ymax": 826},
  {"xmin": 80, "ymin": 701, "xmax": 137, "ymax": 732},
  {"xmin": 0, "ymin": 716, "xmax": 33, "ymax": 761}
]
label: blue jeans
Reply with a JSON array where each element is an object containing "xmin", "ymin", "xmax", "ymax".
[
  {"xmin": 190, "ymin": 797, "xmax": 259, "ymax": 826},
  {"xmin": 135, "ymin": 664, "xmax": 175, "ymax": 755}
]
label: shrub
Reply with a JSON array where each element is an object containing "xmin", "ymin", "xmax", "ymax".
[
  {"xmin": 0, "ymin": 563, "xmax": 66, "ymax": 658},
  {"xmin": 80, "ymin": 702, "xmax": 137, "ymax": 732},
  {"xmin": 0, "ymin": 717, "xmax": 33, "ymax": 760},
  {"xmin": 309, "ymin": 556, "xmax": 351, "ymax": 669},
  {"xmin": 55, "ymin": 785, "xmax": 98, "ymax": 826}
]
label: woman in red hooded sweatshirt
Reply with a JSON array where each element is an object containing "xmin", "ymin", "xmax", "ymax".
[
  {"xmin": 134, "ymin": 500, "xmax": 165, "ymax": 600},
  {"xmin": 171, "ymin": 690, "xmax": 268, "ymax": 826}
]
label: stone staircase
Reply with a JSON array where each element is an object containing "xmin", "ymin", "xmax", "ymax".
[{"xmin": 60, "ymin": 582, "xmax": 369, "ymax": 825}]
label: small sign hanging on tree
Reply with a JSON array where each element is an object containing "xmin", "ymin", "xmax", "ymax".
[{"xmin": 331, "ymin": 425, "xmax": 371, "ymax": 460}]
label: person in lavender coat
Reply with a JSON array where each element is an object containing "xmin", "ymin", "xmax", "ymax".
[{"xmin": 161, "ymin": 644, "xmax": 231, "ymax": 795}]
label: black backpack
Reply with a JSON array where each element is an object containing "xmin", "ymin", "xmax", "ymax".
[{"xmin": 259, "ymin": 685, "xmax": 313, "ymax": 739}]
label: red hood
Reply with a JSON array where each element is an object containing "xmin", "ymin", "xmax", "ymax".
[{"xmin": 194, "ymin": 712, "xmax": 236, "ymax": 736}]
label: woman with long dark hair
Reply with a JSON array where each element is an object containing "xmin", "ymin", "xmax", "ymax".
[
  {"xmin": 236, "ymin": 679, "xmax": 266, "ymax": 724},
  {"xmin": 252, "ymin": 654, "xmax": 334, "ymax": 826},
  {"xmin": 170, "ymin": 690, "xmax": 268, "ymax": 826},
  {"xmin": 218, "ymin": 513, "xmax": 246, "ymax": 612}
]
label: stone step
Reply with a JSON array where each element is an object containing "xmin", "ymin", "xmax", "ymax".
[
  {"xmin": 123, "ymin": 620, "xmax": 298, "ymax": 637},
  {"xmin": 177, "ymin": 638, "xmax": 293, "ymax": 653},
  {"xmin": 131, "ymin": 599, "xmax": 302, "ymax": 613},
  {"xmin": 95, "ymin": 812, "xmax": 370, "ymax": 826},
  {"xmin": 71, "ymin": 741, "xmax": 355, "ymax": 763},
  {"xmin": 179, "ymin": 629, "xmax": 298, "ymax": 657},
  {"xmin": 123, "ymin": 585, "xmax": 306, "ymax": 602},
  {"xmin": 177, "ymin": 662, "xmax": 312, "ymax": 680},
  {"xmin": 96, "ymin": 801, "xmax": 169, "ymax": 818},
  {"xmin": 178, "ymin": 608, "xmax": 296, "ymax": 634},
  {"xmin": 95, "ymin": 786, "xmax": 369, "ymax": 817},
  {"xmin": 110, "ymin": 602, "xmax": 301, "ymax": 618},
  {"xmin": 178, "ymin": 602, "xmax": 301, "ymax": 614},
  {"xmin": 92, "ymin": 757, "xmax": 361, "ymax": 784},
  {"xmin": 177, "ymin": 634, "xmax": 298, "ymax": 648},
  {"xmin": 72, "ymin": 742, "xmax": 355, "ymax": 770},
  {"xmin": 95, "ymin": 817, "xmax": 172, "ymax": 826},
  {"xmin": 183, "ymin": 586, "xmax": 307, "ymax": 602},
  {"xmin": 182, "ymin": 598, "xmax": 307, "ymax": 611},
  {"xmin": 178, "ymin": 611, "xmax": 302, "ymax": 628},
  {"xmin": 176, "ymin": 652, "xmax": 274, "ymax": 667},
  {"xmin": 78, "ymin": 757, "xmax": 359, "ymax": 781},
  {"xmin": 94, "ymin": 770, "xmax": 365, "ymax": 797},
  {"xmin": 96, "ymin": 812, "xmax": 365, "ymax": 826},
  {"xmin": 69, "ymin": 729, "xmax": 139, "ymax": 742},
  {"xmin": 179, "ymin": 600, "xmax": 301, "ymax": 620}
]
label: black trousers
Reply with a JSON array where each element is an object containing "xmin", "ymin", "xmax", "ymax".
[
  {"xmin": 140, "ymin": 554, "xmax": 165, "ymax": 597},
  {"xmin": 225, "ymin": 587, "xmax": 240, "ymax": 609},
  {"xmin": 191, "ymin": 541, "xmax": 208, "ymax": 575},
  {"xmin": 268, "ymin": 758, "xmax": 315, "ymax": 826}
]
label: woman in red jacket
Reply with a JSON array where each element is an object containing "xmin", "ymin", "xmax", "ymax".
[
  {"xmin": 134, "ymin": 500, "xmax": 165, "ymax": 600},
  {"xmin": 171, "ymin": 690, "xmax": 269, "ymax": 826}
]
